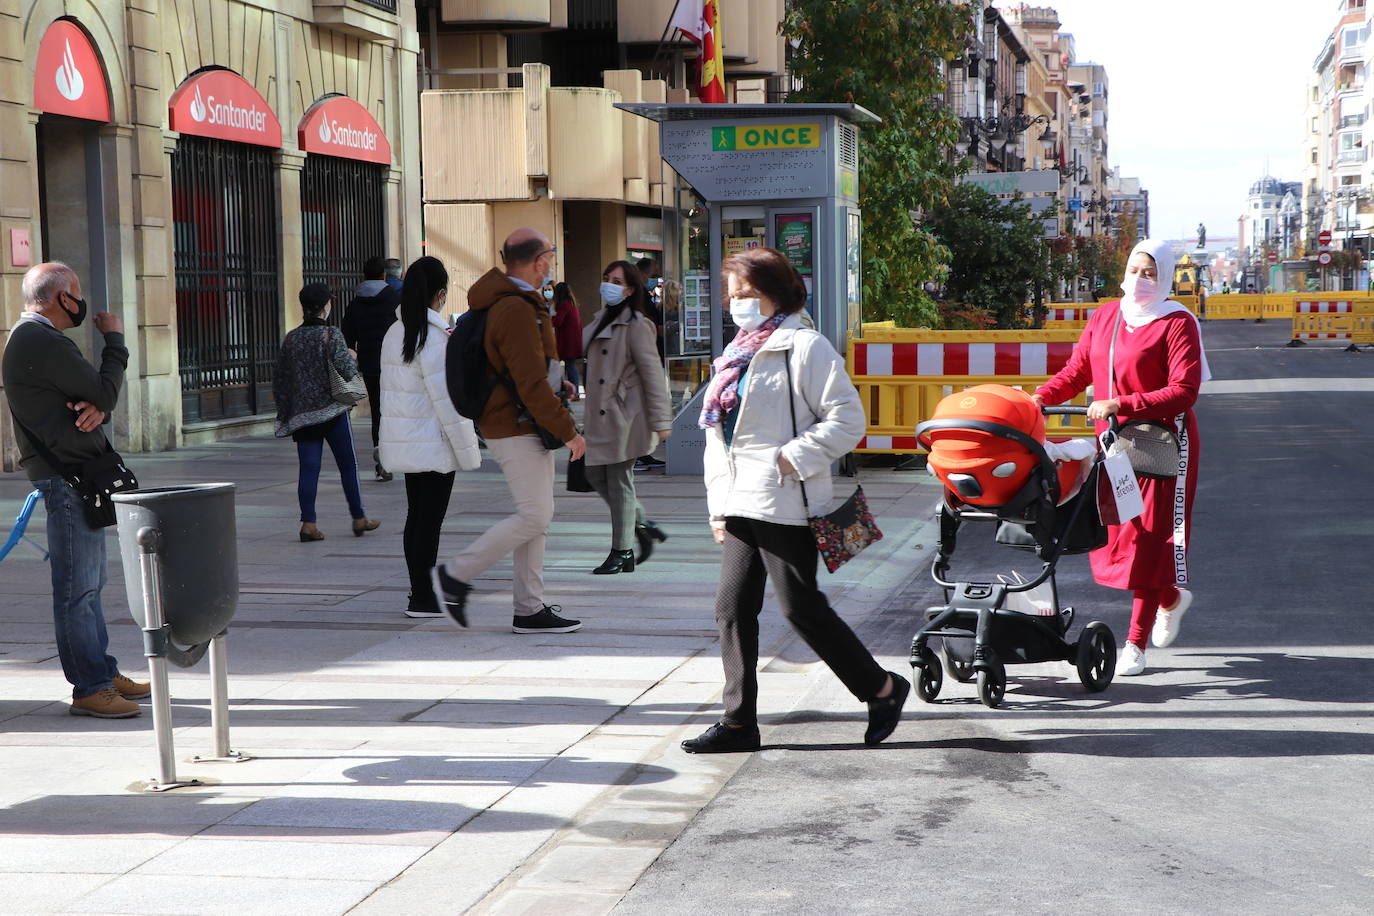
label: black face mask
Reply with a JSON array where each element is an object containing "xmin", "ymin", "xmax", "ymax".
[{"xmin": 59, "ymin": 292, "xmax": 88, "ymax": 329}]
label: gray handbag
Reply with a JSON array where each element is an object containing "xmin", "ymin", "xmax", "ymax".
[
  {"xmin": 1108, "ymin": 311, "xmax": 1181, "ymax": 479},
  {"xmin": 324, "ymin": 328, "xmax": 366, "ymax": 406}
]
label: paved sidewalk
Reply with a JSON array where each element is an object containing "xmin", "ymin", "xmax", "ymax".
[{"xmin": 0, "ymin": 422, "xmax": 940, "ymax": 915}]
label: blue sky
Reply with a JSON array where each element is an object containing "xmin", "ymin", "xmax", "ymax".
[{"xmin": 1011, "ymin": 1, "xmax": 1338, "ymax": 243}]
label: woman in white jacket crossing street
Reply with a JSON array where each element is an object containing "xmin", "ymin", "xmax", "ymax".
[
  {"xmin": 680, "ymin": 247, "xmax": 909, "ymax": 754},
  {"xmin": 379, "ymin": 257, "xmax": 481, "ymax": 618}
]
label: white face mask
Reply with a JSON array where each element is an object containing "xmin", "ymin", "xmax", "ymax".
[
  {"xmin": 1121, "ymin": 274, "xmax": 1159, "ymax": 305},
  {"xmin": 729, "ymin": 297, "xmax": 765, "ymax": 331},
  {"xmin": 600, "ymin": 282, "xmax": 629, "ymax": 306}
]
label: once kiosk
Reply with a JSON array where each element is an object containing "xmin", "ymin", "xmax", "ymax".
[{"xmin": 615, "ymin": 102, "xmax": 880, "ymax": 476}]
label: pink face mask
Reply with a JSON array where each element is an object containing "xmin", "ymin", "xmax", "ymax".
[{"xmin": 1121, "ymin": 274, "xmax": 1158, "ymax": 305}]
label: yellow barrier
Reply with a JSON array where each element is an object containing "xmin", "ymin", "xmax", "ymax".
[
  {"xmin": 846, "ymin": 329, "xmax": 1092, "ymax": 454},
  {"xmin": 1290, "ymin": 299, "xmax": 1374, "ymax": 344}
]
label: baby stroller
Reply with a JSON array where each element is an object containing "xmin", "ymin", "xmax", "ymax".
[{"xmin": 909, "ymin": 385, "xmax": 1117, "ymax": 708}]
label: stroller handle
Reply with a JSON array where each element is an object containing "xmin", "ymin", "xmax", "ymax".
[{"xmin": 1044, "ymin": 403, "xmax": 1121, "ymax": 433}]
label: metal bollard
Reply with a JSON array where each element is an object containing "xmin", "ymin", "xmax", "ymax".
[
  {"xmin": 191, "ymin": 631, "xmax": 250, "ymax": 764},
  {"xmin": 135, "ymin": 526, "xmax": 200, "ymax": 792}
]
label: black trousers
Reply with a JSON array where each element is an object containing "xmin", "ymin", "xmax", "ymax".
[
  {"xmin": 362, "ymin": 371, "xmax": 383, "ymax": 454},
  {"xmin": 403, "ymin": 471, "xmax": 455, "ymax": 610},
  {"xmin": 715, "ymin": 516, "xmax": 887, "ymax": 727}
]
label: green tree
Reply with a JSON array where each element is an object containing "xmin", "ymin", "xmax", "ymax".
[
  {"xmin": 925, "ymin": 183, "xmax": 1057, "ymax": 328},
  {"xmin": 782, "ymin": 0, "xmax": 967, "ymax": 327}
]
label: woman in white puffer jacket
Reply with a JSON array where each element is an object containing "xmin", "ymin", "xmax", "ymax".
[
  {"xmin": 379, "ymin": 256, "xmax": 481, "ymax": 619},
  {"xmin": 680, "ymin": 246, "xmax": 909, "ymax": 756}
]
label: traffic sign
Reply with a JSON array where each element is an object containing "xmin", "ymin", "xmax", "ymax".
[
  {"xmin": 1267, "ymin": 252, "xmax": 1278, "ymax": 264},
  {"xmin": 1318, "ymin": 251, "xmax": 1333, "ymax": 266},
  {"xmin": 1318, "ymin": 230, "xmax": 1333, "ymax": 245}
]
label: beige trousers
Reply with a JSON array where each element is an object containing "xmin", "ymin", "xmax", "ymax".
[{"xmin": 445, "ymin": 434, "xmax": 555, "ymax": 614}]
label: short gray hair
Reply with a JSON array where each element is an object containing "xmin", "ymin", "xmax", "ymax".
[{"xmin": 22, "ymin": 262, "xmax": 76, "ymax": 306}]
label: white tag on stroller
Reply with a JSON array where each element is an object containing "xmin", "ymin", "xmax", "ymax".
[{"xmin": 1098, "ymin": 438, "xmax": 1144, "ymax": 525}]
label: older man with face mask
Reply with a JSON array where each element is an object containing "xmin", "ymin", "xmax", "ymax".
[{"xmin": 2, "ymin": 261, "xmax": 148, "ymax": 718}]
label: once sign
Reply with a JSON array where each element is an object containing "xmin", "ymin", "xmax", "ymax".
[
  {"xmin": 711, "ymin": 124, "xmax": 821, "ymax": 151},
  {"xmin": 169, "ymin": 69, "xmax": 282, "ymax": 148}
]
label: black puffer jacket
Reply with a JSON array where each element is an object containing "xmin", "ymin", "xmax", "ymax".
[
  {"xmin": 342, "ymin": 280, "xmax": 400, "ymax": 376},
  {"xmin": 272, "ymin": 319, "xmax": 357, "ymax": 438}
]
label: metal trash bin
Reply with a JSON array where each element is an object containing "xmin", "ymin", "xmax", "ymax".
[
  {"xmin": 113, "ymin": 482, "xmax": 246, "ymax": 790},
  {"xmin": 114, "ymin": 483, "xmax": 238, "ymax": 664}
]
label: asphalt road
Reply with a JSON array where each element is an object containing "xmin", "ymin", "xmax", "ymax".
[{"xmin": 616, "ymin": 319, "xmax": 1374, "ymax": 916}]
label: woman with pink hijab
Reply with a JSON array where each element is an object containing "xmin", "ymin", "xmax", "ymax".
[{"xmin": 1034, "ymin": 238, "xmax": 1211, "ymax": 677}]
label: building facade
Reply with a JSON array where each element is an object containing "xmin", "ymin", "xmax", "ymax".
[{"xmin": 1, "ymin": 0, "xmax": 423, "ymax": 467}]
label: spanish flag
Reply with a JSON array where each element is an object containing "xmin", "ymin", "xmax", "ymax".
[{"xmin": 669, "ymin": 0, "xmax": 725, "ymax": 103}]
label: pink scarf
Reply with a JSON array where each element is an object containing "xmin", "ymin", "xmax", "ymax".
[{"xmin": 697, "ymin": 312, "xmax": 787, "ymax": 428}]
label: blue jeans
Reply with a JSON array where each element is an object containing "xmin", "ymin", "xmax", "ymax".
[
  {"xmin": 37, "ymin": 477, "xmax": 120, "ymax": 699},
  {"xmin": 296, "ymin": 412, "xmax": 366, "ymax": 523}
]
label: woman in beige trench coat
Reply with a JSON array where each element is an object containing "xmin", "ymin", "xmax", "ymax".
[{"xmin": 582, "ymin": 260, "xmax": 673, "ymax": 574}]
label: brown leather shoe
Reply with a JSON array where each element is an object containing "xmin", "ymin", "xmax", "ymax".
[
  {"xmin": 113, "ymin": 674, "xmax": 151, "ymax": 700},
  {"xmin": 352, "ymin": 518, "xmax": 381, "ymax": 537},
  {"xmin": 70, "ymin": 687, "xmax": 141, "ymax": 719}
]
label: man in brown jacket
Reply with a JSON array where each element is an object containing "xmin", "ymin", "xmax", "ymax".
[{"xmin": 431, "ymin": 228, "xmax": 587, "ymax": 633}]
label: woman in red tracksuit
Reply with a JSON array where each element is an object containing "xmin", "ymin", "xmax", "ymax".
[{"xmin": 1035, "ymin": 238, "xmax": 1208, "ymax": 677}]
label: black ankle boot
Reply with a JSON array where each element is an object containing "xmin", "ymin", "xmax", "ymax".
[
  {"xmin": 592, "ymin": 549, "xmax": 635, "ymax": 575},
  {"xmin": 635, "ymin": 520, "xmax": 669, "ymax": 564}
]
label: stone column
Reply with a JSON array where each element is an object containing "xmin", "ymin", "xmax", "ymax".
[{"xmin": 277, "ymin": 150, "xmax": 307, "ymax": 339}]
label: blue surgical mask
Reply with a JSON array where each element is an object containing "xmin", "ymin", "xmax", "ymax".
[
  {"xmin": 543, "ymin": 289, "xmax": 554, "ymax": 301},
  {"xmin": 600, "ymin": 282, "xmax": 629, "ymax": 306},
  {"xmin": 729, "ymin": 297, "xmax": 765, "ymax": 331}
]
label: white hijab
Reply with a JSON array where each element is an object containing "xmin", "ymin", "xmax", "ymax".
[{"xmin": 1118, "ymin": 237, "xmax": 1212, "ymax": 381}]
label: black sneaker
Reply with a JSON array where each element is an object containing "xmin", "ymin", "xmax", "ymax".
[
  {"xmin": 429, "ymin": 566, "xmax": 471, "ymax": 629},
  {"xmin": 375, "ymin": 464, "xmax": 394, "ymax": 482},
  {"xmin": 634, "ymin": 455, "xmax": 665, "ymax": 471},
  {"xmin": 864, "ymin": 671, "xmax": 910, "ymax": 746},
  {"xmin": 512, "ymin": 605, "xmax": 581, "ymax": 634},
  {"xmin": 403, "ymin": 607, "xmax": 443, "ymax": 619},
  {"xmin": 681, "ymin": 721, "xmax": 761, "ymax": 754}
]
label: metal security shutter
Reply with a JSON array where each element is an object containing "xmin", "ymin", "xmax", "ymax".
[
  {"xmin": 172, "ymin": 137, "xmax": 281, "ymax": 423},
  {"xmin": 301, "ymin": 154, "xmax": 386, "ymax": 323}
]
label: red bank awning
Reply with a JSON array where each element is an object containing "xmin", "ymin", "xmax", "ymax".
[
  {"xmin": 169, "ymin": 69, "xmax": 282, "ymax": 148},
  {"xmin": 33, "ymin": 19, "xmax": 111, "ymax": 122},
  {"xmin": 299, "ymin": 95, "xmax": 391, "ymax": 165}
]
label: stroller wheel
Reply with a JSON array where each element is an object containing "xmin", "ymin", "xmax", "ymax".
[
  {"xmin": 913, "ymin": 647, "xmax": 943, "ymax": 703},
  {"xmin": 1075, "ymin": 621, "xmax": 1116, "ymax": 692},
  {"xmin": 976, "ymin": 654, "xmax": 1006, "ymax": 708},
  {"xmin": 941, "ymin": 641, "xmax": 976, "ymax": 683}
]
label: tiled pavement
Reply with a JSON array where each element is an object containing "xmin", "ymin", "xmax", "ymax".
[{"xmin": 0, "ymin": 421, "xmax": 939, "ymax": 915}]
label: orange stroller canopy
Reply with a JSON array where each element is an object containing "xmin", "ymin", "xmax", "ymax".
[{"xmin": 920, "ymin": 385, "xmax": 1076, "ymax": 507}]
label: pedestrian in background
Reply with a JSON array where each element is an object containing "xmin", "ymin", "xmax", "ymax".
[
  {"xmin": 379, "ymin": 256, "xmax": 481, "ymax": 619},
  {"xmin": 550, "ymin": 281, "xmax": 584, "ymax": 400},
  {"xmin": 343, "ymin": 256, "xmax": 400, "ymax": 482},
  {"xmin": 682, "ymin": 247, "xmax": 908, "ymax": 754},
  {"xmin": 582, "ymin": 260, "xmax": 672, "ymax": 575},
  {"xmin": 1034, "ymin": 238, "xmax": 1209, "ymax": 676},
  {"xmin": 2, "ymin": 262, "xmax": 150, "ymax": 718},
  {"xmin": 273, "ymin": 282, "xmax": 380, "ymax": 542},
  {"xmin": 429, "ymin": 227, "xmax": 586, "ymax": 634},
  {"xmin": 633, "ymin": 257, "xmax": 668, "ymax": 471},
  {"xmin": 384, "ymin": 258, "xmax": 403, "ymax": 292}
]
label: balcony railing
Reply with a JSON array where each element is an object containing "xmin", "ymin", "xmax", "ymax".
[
  {"xmin": 1341, "ymin": 114, "xmax": 1367, "ymax": 129},
  {"xmin": 1338, "ymin": 148, "xmax": 1368, "ymax": 162},
  {"xmin": 357, "ymin": 0, "xmax": 396, "ymax": 9}
]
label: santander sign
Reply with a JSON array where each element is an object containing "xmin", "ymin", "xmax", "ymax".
[
  {"xmin": 169, "ymin": 69, "xmax": 281, "ymax": 148},
  {"xmin": 34, "ymin": 19, "xmax": 110, "ymax": 122},
  {"xmin": 298, "ymin": 96, "xmax": 391, "ymax": 165}
]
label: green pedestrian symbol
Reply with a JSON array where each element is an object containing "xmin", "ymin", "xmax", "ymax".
[{"xmin": 712, "ymin": 127, "xmax": 736, "ymax": 150}]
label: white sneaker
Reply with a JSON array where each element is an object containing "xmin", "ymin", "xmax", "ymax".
[
  {"xmin": 1151, "ymin": 589, "xmax": 1192, "ymax": 648},
  {"xmin": 1116, "ymin": 643, "xmax": 1147, "ymax": 676}
]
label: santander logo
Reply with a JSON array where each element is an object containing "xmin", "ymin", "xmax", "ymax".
[
  {"xmin": 320, "ymin": 118, "xmax": 379, "ymax": 152},
  {"xmin": 55, "ymin": 39, "xmax": 84, "ymax": 102},
  {"xmin": 299, "ymin": 97, "xmax": 389, "ymax": 164},
  {"xmin": 189, "ymin": 85, "xmax": 207, "ymax": 122},
  {"xmin": 318, "ymin": 118, "xmax": 333, "ymax": 144}
]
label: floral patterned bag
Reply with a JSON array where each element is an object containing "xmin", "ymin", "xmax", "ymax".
[{"xmin": 783, "ymin": 351, "xmax": 882, "ymax": 573}]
